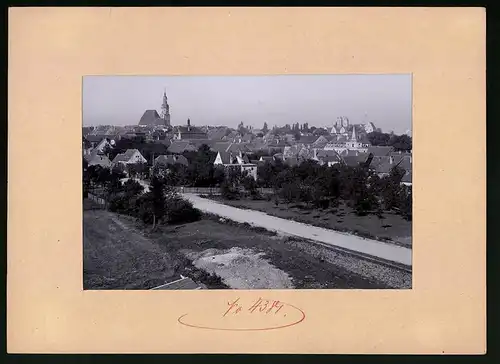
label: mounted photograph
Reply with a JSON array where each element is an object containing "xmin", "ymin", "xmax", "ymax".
[{"xmin": 82, "ymin": 74, "xmax": 413, "ymax": 290}]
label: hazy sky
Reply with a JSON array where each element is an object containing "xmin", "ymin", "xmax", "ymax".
[{"xmin": 83, "ymin": 75, "xmax": 412, "ymax": 134}]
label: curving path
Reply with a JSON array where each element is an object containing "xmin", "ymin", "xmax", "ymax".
[{"xmin": 183, "ymin": 194, "xmax": 412, "ymax": 267}]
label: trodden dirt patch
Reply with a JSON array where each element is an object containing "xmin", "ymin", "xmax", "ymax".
[{"xmin": 183, "ymin": 247, "xmax": 294, "ymax": 289}]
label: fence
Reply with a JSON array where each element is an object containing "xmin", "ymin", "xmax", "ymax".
[
  {"xmin": 173, "ymin": 186, "xmax": 275, "ymax": 195},
  {"xmin": 87, "ymin": 192, "xmax": 107, "ymax": 209},
  {"xmin": 173, "ymin": 187, "xmax": 221, "ymax": 195}
]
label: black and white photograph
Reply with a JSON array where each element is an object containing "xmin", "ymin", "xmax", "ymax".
[{"xmin": 82, "ymin": 75, "xmax": 413, "ymax": 290}]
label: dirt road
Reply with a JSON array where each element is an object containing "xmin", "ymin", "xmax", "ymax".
[{"xmin": 183, "ymin": 194, "xmax": 412, "ymax": 267}]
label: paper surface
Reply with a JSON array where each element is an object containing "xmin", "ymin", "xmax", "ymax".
[{"xmin": 8, "ymin": 7, "xmax": 486, "ymax": 353}]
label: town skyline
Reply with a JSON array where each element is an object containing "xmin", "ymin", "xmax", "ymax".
[{"xmin": 83, "ymin": 75, "xmax": 412, "ymax": 134}]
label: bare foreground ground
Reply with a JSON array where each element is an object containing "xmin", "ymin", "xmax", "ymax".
[{"xmin": 83, "ymin": 201, "xmax": 411, "ymax": 290}]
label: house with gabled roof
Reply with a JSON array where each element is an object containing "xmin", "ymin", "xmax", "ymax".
[
  {"xmin": 112, "ymin": 149, "xmax": 147, "ymax": 165},
  {"xmin": 312, "ymin": 135, "xmax": 329, "ymax": 148},
  {"xmin": 85, "ymin": 152, "xmax": 112, "ymax": 168},
  {"xmin": 312, "ymin": 149, "xmax": 342, "ymax": 167},
  {"xmin": 213, "ymin": 150, "xmax": 257, "ymax": 181},
  {"xmin": 368, "ymin": 154, "xmax": 412, "ymax": 180}
]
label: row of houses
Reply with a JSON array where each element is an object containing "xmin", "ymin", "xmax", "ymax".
[{"xmin": 83, "ymin": 123, "xmax": 412, "ymax": 185}]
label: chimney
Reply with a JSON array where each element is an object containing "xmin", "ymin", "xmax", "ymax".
[
  {"xmin": 389, "ymin": 155, "xmax": 394, "ymax": 164},
  {"xmin": 313, "ymin": 148, "xmax": 317, "ymax": 160},
  {"xmin": 187, "ymin": 118, "xmax": 191, "ymax": 131}
]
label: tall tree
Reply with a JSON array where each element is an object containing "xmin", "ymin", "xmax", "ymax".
[{"xmin": 150, "ymin": 176, "xmax": 166, "ymax": 229}]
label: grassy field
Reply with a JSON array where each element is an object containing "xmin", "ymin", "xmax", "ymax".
[
  {"xmin": 204, "ymin": 196, "xmax": 412, "ymax": 246},
  {"xmin": 83, "ymin": 200, "xmax": 410, "ymax": 289}
]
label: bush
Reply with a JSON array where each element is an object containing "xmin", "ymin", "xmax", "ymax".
[
  {"xmin": 136, "ymin": 193, "xmax": 156, "ymax": 224},
  {"xmin": 166, "ymin": 197, "xmax": 202, "ymax": 224},
  {"xmin": 108, "ymin": 193, "xmax": 128, "ymax": 213},
  {"xmin": 220, "ymin": 181, "xmax": 239, "ymax": 200}
]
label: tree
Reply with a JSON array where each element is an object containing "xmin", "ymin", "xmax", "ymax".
[
  {"xmin": 213, "ymin": 166, "xmax": 226, "ymax": 186},
  {"xmin": 220, "ymin": 166, "xmax": 243, "ymax": 199},
  {"xmin": 280, "ymin": 181, "xmax": 302, "ymax": 203},
  {"xmin": 379, "ymin": 166, "xmax": 406, "ymax": 210},
  {"xmin": 294, "ymin": 132, "xmax": 301, "ymax": 141},
  {"xmin": 242, "ymin": 175, "xmax": 259, "ymax": 198},
  {"xmin": 150, "ymin": 176, "xmax": 166, "ymax": 229},
  {"xmin": 390, "ymin": 134, "xmax": 412, "ymax": 152},
  {"xmin": 367, "ymin": 131, "xmax": 391, "ymax": 146}
]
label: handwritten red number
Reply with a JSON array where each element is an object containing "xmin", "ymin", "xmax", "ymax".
[
  {"xmin": 266, "ymin": 300, "xmax": 284, "ymax": 314},
  {"xmin": 248, "ymin": 298, "xmax": 263, "ymax": 313},
  {"xmin": 259, "ymin": 300, "xmax": 270, "ymax": 312}
]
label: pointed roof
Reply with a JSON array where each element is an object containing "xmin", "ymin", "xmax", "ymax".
[
  {"xmin": 351, "ymin": 125, "xmax": 357, "ymax": 141},
  {"xmin": 216, "ymin": 151, "xmax": 240, "ymax": 165},
  {"xmin": 112, "ymin": 149, "xmax": 143, "ymax": 163},
  {"xmin": 139, "ymin": 110, "xmax": 166, "ymax": 126}
]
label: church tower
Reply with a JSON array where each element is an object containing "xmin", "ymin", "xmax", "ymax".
[
  {"xmin": 351, "ymin": 124, "xmax": 357, "ymax": 141},
  {"xmin": 160, "ymin": 89, "xmax": 171, "ymax": 127}
]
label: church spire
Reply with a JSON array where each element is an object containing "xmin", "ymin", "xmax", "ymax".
[
  {"xmin": 160, "ymin": 88, "xmax": 170, "ymax": 127},
  {"xmin": 351, "ymin": 125, "xmax": 357, "ymax": 141}
]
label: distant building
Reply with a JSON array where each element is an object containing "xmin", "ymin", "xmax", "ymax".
[
  {"xmin": 364, "ymin": 122, "xmax": 376, "ymax": 133},
  {"xmin": 172, "ymin": 119, "xmax": 208, "ymax": 140},
  {"xmin": 330, "ymin": 116, "xmax": 350, "ymax": 136},
  {"xmin": 139, "ymin": 110, "xmax": 164, "ymax": 127},
  {"xmin": 138, "ymin": 89, "xmax": 171, "ymax": 127},
  {"xmin": 324, "ymin": 127, "xmax": 371, "ymax": 154},
  {"xmin": 160, "ymin": 89, "xmax": 171, "ymax": 127}
]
